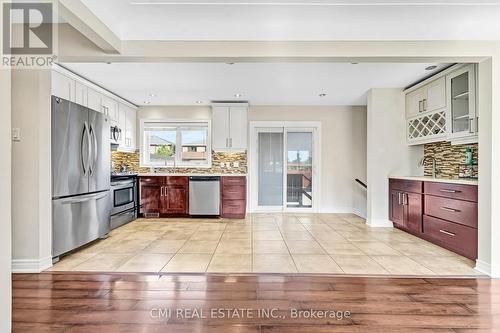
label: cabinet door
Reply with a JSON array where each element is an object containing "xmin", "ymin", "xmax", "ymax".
[
  {"xmin": 162, "ymin": 186, "xmax": 188, "ymax": 214},
  {"xmin": 404, "ymin": 192, "xmax": 422, "ymax": 235},
  {"xmin": 229, "ymin": 106, "xmax": 248, "ymax": 150},
  {"xmin": 389, "ymin": 190, "xmax": 404, "ymax": 227},
  {"xmin": 425, "ymin": 77, "xmax": 446, "ymax": 112},
  {"xmin": 447, "ymin": 65, "xmax": 477, "ymax": 140},
  {"xmin": 75, "ymin": 81, "xmax": 88, "ymax": 107},
  {"xmin": 212, "ymin": 106, "xmax": 230, "ymax": 150},
  {"xmin": 52, "ymin": 71, "xmax": 75, "ymax": 102},
  {"xmin": 87, "ymin": 88, "xmax": 102, "ymax": 113},
  {"xmin": 140, "ymin": 184, "xmax": 161, "ymax": 215},
  {"xmin": 405, "ymin": 88, "xmax": 426, "ymax": 118},
  {"xmin": 125, "ymin": 107, "xmax": 136, "ymax": 150},
  {"xmin": 102, "ymin": 96, "xmax": 119, "ymax": 122}
]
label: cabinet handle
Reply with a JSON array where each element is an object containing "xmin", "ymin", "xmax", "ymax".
[
  {"xmin": 418, "ymin": 100, "xmax": 422, "ymax": 113},
  {"xmin": 398, "ymin": 192, "xmax": 402, "ymax": 205},
  {"xmin": 469, "ymin": 118, "xmax": 474, "ymax": 133},
  {"xmin": 423, "ymin": 99, "xmax": 427, "ymax": 111},
  {"xmin": 439, "ymin": 229, "xmax": 456, "ymax": 237},
  {"xmin": 440, "ymin": 206, "xmax": 460, "ymax": 213},
  {"xmin": 403, "ymin": 193, "xmax": 408, "ymax": 205},
  {"xmin": 229, "ymin": 138, "xmax": 233, "ymax": 147},
  {"xmin": 439, "ymin": 189, "xmax": 460, "ymax": 193},
  {"xmin": 226, "ymin": 138, "xmax": 229, "ymax": 147}
]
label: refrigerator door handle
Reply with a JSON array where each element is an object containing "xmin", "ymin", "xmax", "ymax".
[
  {"xmin": 81, "ymin": 122, "xmax": 91, "ymax": 175},
  {"xmin": 89, "ymin": 124, "xmax": 98, "ymax": 175},
  {"xmin": 59, "ymin": 191, "xmax": 108, "ymax": 205}
]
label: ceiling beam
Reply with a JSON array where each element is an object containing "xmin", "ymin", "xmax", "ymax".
[{"xmin": 57, "ymin": 0, "xmax": 121, "ymax": 54}]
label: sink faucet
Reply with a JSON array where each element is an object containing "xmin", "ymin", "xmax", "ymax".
[{"xmin": 419, "ymin": 156, "xmax": 439, "ymax": 178}]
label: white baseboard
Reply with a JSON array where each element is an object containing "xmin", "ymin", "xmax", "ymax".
[
  {"xmin": 352, "ymin": 208, "xmax": 367, "ymax": 219},
  {"xmin": 475, "ymin": 259, "xmax": 492, "ymax": 277},
  {"xmin": 12, "ymin": 256, "xmax": 53, "ymax": 273},
  {"xmin": 366, "ymin": 218, "xmax": 394, "ymax": 228}
]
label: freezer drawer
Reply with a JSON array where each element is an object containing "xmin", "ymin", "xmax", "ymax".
[{"xmin": 52, "ymin": 190, "xmax": 111, "ymax": 257}]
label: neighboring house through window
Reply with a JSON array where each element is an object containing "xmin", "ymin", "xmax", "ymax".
[{"xmin": 141, "ymin": 120, "xmax": 211, "ymax": 167}]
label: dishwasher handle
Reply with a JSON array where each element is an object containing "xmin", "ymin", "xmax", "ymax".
[{"xmin": 189, "ymin": 176, "xmax": 221, "ymax": 182}]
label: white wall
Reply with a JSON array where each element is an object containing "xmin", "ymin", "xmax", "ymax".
[
  {"xmin": 138, "ymin": 105, "xmax": 368, "ymax": 216},
  {"xmin": 366, "ymin": 89, "xmax": 423, "ymax": 227},
  {"xmin": 0, "ymin": 68, "xmax": 12, "ymax": 332},
  {"xmin": 249, "ymin": 106, "xmax": 367, "ymax": 215},
  {"xmin": 11, "ymin": 70, "xmax": 52, "ymax": 272}
]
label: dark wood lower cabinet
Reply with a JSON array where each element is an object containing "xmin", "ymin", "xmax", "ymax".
[
  {"xmin": 221, "ymin": 176, "xmax": 247, "ymax": 219},
  {"xmin": 389, "ymin": 178, "xmax": 478, "ymax": 260},
  {"xmin": 140, "ymin": 176, "xmax": 189, "ymax": 217}
]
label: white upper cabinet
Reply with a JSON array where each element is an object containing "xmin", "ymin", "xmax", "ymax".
[
  {"xmin": 405, "ymin": 76, "xmax": 446, "ymax": 118},
  {"xmin": 405, "ymin": 64, "xmax": 477, "ymax": 146},
  {"xmin": 425, "ymin": 77, "xmax": 447, "ymax": 112},
  {"xmin": 87, "ymin": 88, "xmax": 102, "ymax": 113},
  {"xmin": 101, "ymin": 95, "xmax": 119, "ymax": 122},
  {"xmin": 446, "ymin": 64, "xmax": 477, "ymax": 144},
  {"xmin": 405, "ymin": 87, "xmax": 426, "ymax": 118},
  {"xmin": 212, "ymin": 104, "xmax": 248, "ymax": 151},
  {"xmin": 229, "ymin": 106, "xmax": 248, "ymax": 150},
  {"xmin": 51, "ymin": 71, "xmax": 75, "ymax": 102},
  {"xmin": 75, "ymin": 81, "xmax": 88, "ymax": 107},
  {"xmin": 115, "ymin": 103, "xmax": 137, "ymax": 152}
]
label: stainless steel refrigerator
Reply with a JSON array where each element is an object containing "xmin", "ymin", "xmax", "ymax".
[{"xmin": 51, "ymin": 96, "xmax": 111, "ymax": 258}]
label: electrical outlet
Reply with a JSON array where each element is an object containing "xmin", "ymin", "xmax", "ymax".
[
  {"xmin": 220, "ymin": 162, "xmax": 225, "ymax": 168},
  {"xmin": 12, "ymin": 128, "xmax": 21, "ymax": 142},
  {"xmin": 233, "ymin": 161, "xmax": 240, "ymax": 168}
]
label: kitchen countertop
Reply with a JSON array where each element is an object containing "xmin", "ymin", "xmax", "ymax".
[
  {"xmin": 138, "ymin": 173, "xmax": 247, "ymax": 177},
  {"xmin": 389, "ymin": 175, "xmax": 478, "ymax": 186}
]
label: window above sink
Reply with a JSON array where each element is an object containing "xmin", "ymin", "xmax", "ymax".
[{"xmin": 140, "ymin": 120, "xmax": 211, "ymax": 168}]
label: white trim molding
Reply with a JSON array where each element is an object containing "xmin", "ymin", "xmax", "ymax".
[
  {"xmin": 12, "ymin": 257, "xmax": 53, "ymax": 273},
  {"xmin": 475, "ymin": 259, "xmax": 492, "ymax": 277},
  {"xmin": 366, "ymin": 218, "xmax": 394, "ymax": 228}
]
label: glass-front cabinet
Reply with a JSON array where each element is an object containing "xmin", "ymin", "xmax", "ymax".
[{"xmin": 446, "ymin": 64, "xmax": 477, "ymax": 143}]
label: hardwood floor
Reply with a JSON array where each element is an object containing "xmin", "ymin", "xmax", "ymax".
[{"xmin": 12, "ymin": 272, "xmax": 499, "ymax": 332}]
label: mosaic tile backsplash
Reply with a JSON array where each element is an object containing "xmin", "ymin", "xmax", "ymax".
[
  {"xmin": 111, "ymin": 151, "xmax": 247, "ymax": 174},
  {"xmin": 423, "ymin": 141, "xmax": 478, "ymax": 179}
]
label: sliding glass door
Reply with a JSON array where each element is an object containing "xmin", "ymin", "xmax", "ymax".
[
  {"xmin": 286, "ymin": 130, "xmax": 313, "ymax": 209},
  {"xmin": 254, "ymin": 125, "xmax": 317, "ymax": 212}
]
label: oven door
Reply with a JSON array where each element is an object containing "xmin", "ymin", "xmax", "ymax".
[{"xmin": 111, "ymin": 180, "xmax": 136, "ymax": 215}]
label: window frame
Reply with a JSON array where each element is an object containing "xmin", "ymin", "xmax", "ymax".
[{"xmin": 140, "ymin": 119, "xmax": 212, "ymax": 168}]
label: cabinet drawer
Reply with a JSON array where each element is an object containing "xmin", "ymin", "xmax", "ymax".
[
  {"xmin": 221, "ymin": 199, "xmax": 246, "ymax": 218},
  {"xmin": 222, "ymin": 185, "xmax": 246, "ymax": 200},
  {"xmin": 424, "ymin": 195, "xmax": 477, "ymax": 228},
  {"xmin": 389, "ymin": 179, "xmax": 423, "ymax": 193},
  {"xmin": 140, "ymin": 177, "xmax": 162, "ymax": 185},
  {"xmin": 222, "ymin": 176, "xmax": 246, "ymax": 186},
  {"xmin": 165, "ymin": 176, "xmax": 189, "ymax": 186},
  {"xmin": 423, "ymin": 215, "xmax": 477, "ymax": 260},
  {"xmin": 424, "ymin": 182, "xmax": 477, "ymax": 202}
]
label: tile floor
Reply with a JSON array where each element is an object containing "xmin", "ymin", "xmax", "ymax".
[{"xmin": 49, "ymin": 213, "xmax": 481, "ymax": 275}]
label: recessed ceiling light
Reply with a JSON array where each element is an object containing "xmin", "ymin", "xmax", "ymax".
[
  {"xmin": 144, "ymin": 101, "xmax": 151, "ymax": 104},
  {"xmin": 227, "ymin": 62, "xmax": 235, "ymax": 65},
  {"xmin": 351, "ymin": 62, "xmax": 359, "ymax": 65},
  {"xmin": 196, "ymin": 101, "xmax": 203, "ymax": 104},
  {"xmin": 148, "ymin": 93, "xmax": 156, "ymax": 97},
  {"xmin": 234, "ymin": 93, "xmax": 242, "ymax": 98},
  {"xmin": 319, "ymin": 93, "xmax": 327, "ymax": 97},
  {"xmin": 425, "ymin": 65, "xmax": 438, "ymax": 71},
  {"xmin": 106, "ymin": 62, "xmax": 112, "ymax": 65}
]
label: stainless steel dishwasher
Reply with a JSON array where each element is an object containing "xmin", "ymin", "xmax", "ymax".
[{"xmin": 189, "ymin": 176, "xmax": 221, "ymax": 216}]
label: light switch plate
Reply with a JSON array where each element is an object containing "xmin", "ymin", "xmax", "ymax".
[
  {"xmin": 12, "ymin": 128, "xmax": 21, "ymax": 142},
  {"xmin": 220, "ymin": 162, "xmax": 225, "ymax": 168},
  {"xmin": 233, "ymin": 161, "xmax": 240, "ymax": 168}
]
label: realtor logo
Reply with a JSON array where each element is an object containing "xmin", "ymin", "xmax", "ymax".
[{"xmin": 2, "ymin": 1, "xmax": 56, "ymax": 68}]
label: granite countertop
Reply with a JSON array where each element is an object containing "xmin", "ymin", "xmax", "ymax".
[
  {"xmin": 138, "ymin": 173, "xmax": 247, "ymax": 177},
  {"xmin": 389, "ymin": 175, "xmax": 478, "ymax": 186}
]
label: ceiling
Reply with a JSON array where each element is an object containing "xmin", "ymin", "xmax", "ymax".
[
  {"xmin": 61, "ymin": 62, "xmax": 449, "ymax": 106},
  {"xmin": 79, "ymin": 0, "xmax": 500, "ymax": 40}
]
